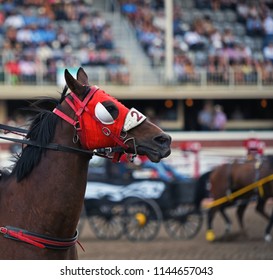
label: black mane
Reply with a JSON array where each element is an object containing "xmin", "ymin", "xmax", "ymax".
[
  {"xmin": 11, "ymin": 110, "xmax": 59, "ymax": 181},
  {"xmin": 1, "ymin": 87, "xmax": 69, "ymax": 182}
]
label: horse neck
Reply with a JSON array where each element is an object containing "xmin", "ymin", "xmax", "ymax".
[{"xmin": 8, "ymin": 121, "xmax": 89, "ymax": 238}]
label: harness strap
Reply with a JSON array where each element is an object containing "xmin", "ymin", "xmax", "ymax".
[
  {"xmin": 99, "ymin": 124, "xmax": 129, "ymax": 149},
  {"xmin": 52, "ymin": 86, "xmax": 129, "ymax": 161},
  {"xmin": 0, "ymin": 226, "xmax": 80, "ymax": 250},
  {"xmin": 0, "ymin": 124, "xmax": 28, "ymax": 135},
  {"xmin": 0, "ymin": 85, "xmax": 131, "ymax": 161},
  {"xmin": 53, "ymin": 108, "xmax": 78, "ymax": 127},
  {"xmin": 52, "ymin": 86, "xmax": 99, "ymax": 128},
  {"xmin": 0, "ymin": 134, "xmax": 125, "ymax": 160}
]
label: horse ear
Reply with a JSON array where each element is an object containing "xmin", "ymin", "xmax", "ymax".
[
  {"xmin": 76, "ymin": 67, "xmax": 89, "ymax": 85},
  {"xmin": 64, "ymin": 69, "xmax": 87, "ymax": 96}
]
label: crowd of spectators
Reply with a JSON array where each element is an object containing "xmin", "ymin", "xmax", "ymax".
[
  {"xmin": 2, "ymin": 0, "xmax": 273, "ymax": 86},
  {"xmin": 119, "ymin": 0, "xmax": 273, "ymax": 85},
  {"xmin": 0, "ymin": 0, "xmax": 130, "ymax": 85}
]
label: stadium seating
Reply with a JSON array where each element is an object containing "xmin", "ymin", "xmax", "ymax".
[
  {"xmin": 119, "ymin": 0, "xmax": 273, "ymax": 85},
  {"xmin": 0, "ymin": 0, "xmax": 130, "ymax": 85}
]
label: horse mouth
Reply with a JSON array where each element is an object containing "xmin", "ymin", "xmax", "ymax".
[{"xmin": 136, "ymin": 146, "xmax": 171, "ymax": 162}]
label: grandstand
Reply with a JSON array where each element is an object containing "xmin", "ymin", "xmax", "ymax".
[{"xmin": 0, "ymin": 0, "xmax": 273, "ymax": 132}]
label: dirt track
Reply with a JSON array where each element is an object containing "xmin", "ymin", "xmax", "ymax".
[{"xmin": 78, "ymin": 201, "xmax": 273, "ymax": 260}]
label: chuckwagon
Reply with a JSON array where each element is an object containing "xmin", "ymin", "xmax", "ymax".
[{"xmin": 79, "ymin": 156, "xmax": 202, "ymax": 241}]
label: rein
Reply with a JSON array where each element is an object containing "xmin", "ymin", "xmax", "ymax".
[
  {"xmin": 0, "ymin": 226, "xmax": 82, "ymax": 250},
  {"xmin": 0, "ymin": 125, "xmax": 124, "ymax": 159}
]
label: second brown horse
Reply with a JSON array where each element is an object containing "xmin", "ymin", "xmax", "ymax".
[{"xmin": 203, "ymin": 156, "xmax": 273, "ymax": 242}]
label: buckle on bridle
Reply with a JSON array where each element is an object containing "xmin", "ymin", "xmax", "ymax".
[
  {"xmin": 102, "ymin": 127, "xmax": 111, "ymax": 136},
  {"xmin": 73, "ymin": 121, "xmax": 81, "ymax": 143},
  {"xmin": 124, "ymin": 137, "xmax": 137, "ymax": 162},
  {"xmin": 74, "ymin": 121, "xmax": 81, "ymax": 131}
]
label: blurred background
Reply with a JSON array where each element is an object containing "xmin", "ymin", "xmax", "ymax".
[
  {"xmin": 1, "ymin": 0, "xmax": 273, "ymax": 259},
  {"xmin": 0, "ymin": 0, "xmax": 273, "ymax": 174}
]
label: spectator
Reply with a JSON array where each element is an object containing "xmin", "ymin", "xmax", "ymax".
[
  {"xmin": 231, "ymin": 60, "xmax": 244, "ymax": 84},
  {"xmin": 209, "ymin": 27, "xmax": 223, "ymax": 53},
  {"xmin": 19, "ymin": 53, "xmax": 37, "ymax": 83},
  {"xmin": 197, "ymin": 101, "xmax": 214, "ymax": 131},
  {"xmin": 1, "ymin": 41, "xmax": 16, "ymax": 65},
  {"xmin": 121, "ymin": 1, "xmax": 138, "ymax": 22},
  {"xmin": 236, "ymin": 0, "xmax": 249, "ymax": 23},
  {"xmin": 56, "ymin": 26, "xmax": 70, "ymax": 48},
  {"xmin": 202, "ymin": 15, "xmax": 215, "ymax": 37},
  {"xmin": 183, "ymin": 58, "xmax": 198, "ymax": 83},
  {"xmin": 261, "ymin": 59, "xmax": 273, "ymax": 84},
  {"xmin": 207, "ymin": 55, "xmax": 218, "ymax": 83},
  {"xmin": 262, "ymin": 13, "xmax": 273, "ymax": 47},
  {"xmin": 117, "ymin": 57, "xmax": 130, "ymax": 85},
  {"xmin": 148, "ymin": 39, "xmax": 164, "ymax": 67},
  {"xmin": 184, "ymin": 26, "xmax": 206, "ymax": 51},
  {"xmin": 241, "ymin": 57, "xmax": 256, "ymax": 83},
  {"xmin": 4, "ymin": 58, "xmax": 21, "ymax": 85},
  {"xmin": 173, "ymin": 55, "xmax": 186, "ymax": 82},
  {"xmin": 36, "ymin": 42, "xmax": 53, "ymax": 64},
  {"xmin": 263, "ymin": 41, "xmax": 273, "ymax": 63},
  {"xmin": 152, "ymin": 10, "xmax": 165, "ymax": 31},
  {"xmin": 4, "ymin": 9, "xmax": 24, "ymax": 29},
  {"xmin": 246, "ymin": 13, "xmax": 263, "ymax": 37},
  {"xmin": 222, "ymin": 27, "xmax": 236, "ymax": 48},
  {"xmin": 96, "ymin": 23, "xmax": 114, "ymax": 50},
  {"xmin": 212, "ymin": 104, "xmax": 227, "ymax": 131}
]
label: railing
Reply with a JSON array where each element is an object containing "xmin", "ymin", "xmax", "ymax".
[{"xmin": 1, "ymin": 65, "xmax": 272, "ymax": 87}]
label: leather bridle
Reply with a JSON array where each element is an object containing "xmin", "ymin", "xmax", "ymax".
[{"xmin": 0, "ymin": 86, "xmax": 142, "ymax": 162}]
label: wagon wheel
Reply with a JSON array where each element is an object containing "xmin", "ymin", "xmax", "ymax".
[
  {"xmin": 88, "ymin": 204, "xmax": 124, "ymax": 240},
  {"xmin": 164, "ymin": 204, "xmax": 203, "ymax": 240},
  {"xmin": 123, "ymin": 197, "xmax": 162, "ymax": 241}
]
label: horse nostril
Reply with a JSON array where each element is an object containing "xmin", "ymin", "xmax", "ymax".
[{"xmin": 153, "ymin": 134, "xmax": 172, "ymax": 146}]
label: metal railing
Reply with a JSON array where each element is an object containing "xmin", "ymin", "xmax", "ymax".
[{"xmin": 0, "ymin": 65, "xmax": 273, "ymax": 87}]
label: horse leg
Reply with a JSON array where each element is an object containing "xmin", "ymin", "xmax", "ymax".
[
  {"xmin": 255, "ymin": 198, "xmax": 273, "ymax": 241},
  {"xmin": 206, "ymin": 208, "xmax": 217, "ymax": 241},
  {"xmin": 264, "ymin": 208, "xmax": 273, "ymax": 242},
  {"xmin": 219, "ymin": 207, "xmax": 232, "ymax": 234},
  {"xmin": 256, "ymin": 198, "xmax": 270, "ymax": 220},
  {"xmin": 236, "ymin": 201, "xmax": 248, "ymax": 235}
]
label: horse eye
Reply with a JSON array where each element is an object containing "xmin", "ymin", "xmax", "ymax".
[{"xmin": 94, "ymin": 101, "xmax": 119, "ymax": 124}]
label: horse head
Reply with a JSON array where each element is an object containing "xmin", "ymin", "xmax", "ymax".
[{"xmin": 54, "ymin": 67, "xmax": 171, "ymax": 162}]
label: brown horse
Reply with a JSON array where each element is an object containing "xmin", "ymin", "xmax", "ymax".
[
  {"xmin": 0, "ymin": 67, "xmax": 171, "ymax": 259},
  {"xmin": 205, "ymin": 156, "xmax": 273, "ymax": 242}
]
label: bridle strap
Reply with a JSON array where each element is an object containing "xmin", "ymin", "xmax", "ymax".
[
  {"xmin": 0, "ymin": 124, "xmax": 28, "ymax": 135},
  {"xmin": 53, "ymin": 108, "xmax": 78, "ymax": 127},
  {"xmin": 96, "ymin": 120, "xmax": 129, "ymax": 149},
  {"xmin": 52, "ymin": 86, "xmax": 99, "ymax": 128},
  {"xmin": 0, "ymin": 226, "xmax": 80, "ymax": 250},
  {"xmin": 0, "ymin": 133, "xmax": 125, "ymax": 160},
  {"xmin": 53, "ymin": 86, "xmax": 130, "ymax": 160}
]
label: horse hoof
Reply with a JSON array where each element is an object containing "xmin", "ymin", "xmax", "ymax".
[
  {"xmin": 206, "ymin": 230, "xmax": 215, "ymax": 242},
  {"xmin": 264, "ymin": 234, "xmax": 272, "ymax": 242}
]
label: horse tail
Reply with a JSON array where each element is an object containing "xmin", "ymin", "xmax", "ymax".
[{"xmin": 194, "ymin": 170, "xmax": 213, "ymax": 211}]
